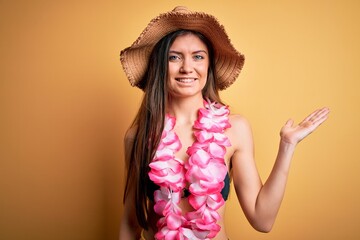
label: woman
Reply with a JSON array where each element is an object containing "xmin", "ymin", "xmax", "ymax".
[{"xmin": 119, "ymin": 6, "xmax": 329, "ymax": 240}]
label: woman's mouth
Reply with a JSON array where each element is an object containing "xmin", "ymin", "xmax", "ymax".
[{"xmin": 175, "ymin": 78, "xmax": 197, "ymax": 83}]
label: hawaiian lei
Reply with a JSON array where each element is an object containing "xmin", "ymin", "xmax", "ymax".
[{"xmin": 148, "ymin": 100, "xmax": 231, "ymax": 239}]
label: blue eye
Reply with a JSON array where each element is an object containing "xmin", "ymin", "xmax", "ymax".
[
  {"xmin": 194, "ymin": 55, "xmax": 204, "ymax": 60},
  {"xmin": 169, "ymin": 55, "xmax": 180, "ymax": 61}
]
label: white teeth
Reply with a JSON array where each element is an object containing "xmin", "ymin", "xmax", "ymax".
[{"xmin": 176, "ymin": 78, "xmax": 195, "ymax": 83}]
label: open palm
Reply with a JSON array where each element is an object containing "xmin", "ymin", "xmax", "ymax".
[{"xmin": 280, "ymin": 107, "xmax": 330, "ymax": 145}]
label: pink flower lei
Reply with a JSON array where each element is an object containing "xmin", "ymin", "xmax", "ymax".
[{"xmin": 148, "ymin": 100, "xmax": 231, "ymax": 239}]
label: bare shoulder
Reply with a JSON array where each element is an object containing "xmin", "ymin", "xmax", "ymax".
[
  {"xmin": 228, "ymin": 114, "xmax": 252, "ymax": 133},
  {"xmin": 124, "ymin": 125, "xmax": 138, "ymax": 144},
  {"xmin": 124, "ymin": 125, "xmax": 137, "ymax": 167},
  {"xmin": 227, "ymin": 114, "xmax": 254, "ymax": 151}
]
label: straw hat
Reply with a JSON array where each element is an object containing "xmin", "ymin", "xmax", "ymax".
[{"xmin": 120, "ymin": 6, "xmax": 245, "ymax": 90}]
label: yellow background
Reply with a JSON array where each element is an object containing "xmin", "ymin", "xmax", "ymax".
[{"xmin": 1, "ymin": 0, "xmax": 359, "ymax": 239}]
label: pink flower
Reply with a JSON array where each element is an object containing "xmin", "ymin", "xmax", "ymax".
[
  {"xmin": 186, "ymin": 159, "xmax": 226, "ymax": 181},
  {"xmin": 193, "ymin": 100, "xmax": 231, "ymax": 133},
  {"xmin": 158, "ymin": 131, "xmax": 182, "ymax": 152},
  {"xmin": 194, "ymin": 131, "xmax": 231, "ymax": 147},
  {"xmin": 154, "ymin": 188, "xmax": 182, "ymax": 215},
  {"xmin": 188, "ymin": 193, "xmax": 224, "ymax": 210},
  {"xmin": 186, "ymin": 206, "xmax": 221, "ymax": 232},
  {"xmin": 188, "ymin": 179, "xmax": 225, "ymax": 195},
  {"xmin": 182, "ymin": 228, "xmax": 207, "ymax": 240},
  {"xmin": 148, "ymin": 159, "xmax": 185, "ymax": 190},
  {"xmin": 187, "ymin": 149, "xmax": 211, "ymax": 168},
  {"xmin": 187, "ymin": 140, "xmax": 227, "ymax": 159},
  {"xmin": 164, "ymin": 115, "xmax": 176, "ymax": 132}
]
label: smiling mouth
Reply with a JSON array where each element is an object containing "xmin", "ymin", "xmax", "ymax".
[{"xmin": 175, "ymin": 78, "xmax": 197, "ymax": 83}]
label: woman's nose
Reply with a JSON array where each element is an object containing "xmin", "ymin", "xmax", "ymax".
[{"xmin": 179, "ymin": 58, "xmax": 193, "ymax": 73}]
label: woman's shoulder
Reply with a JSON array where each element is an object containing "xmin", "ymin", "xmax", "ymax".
[
  {"xmin": 124, "ymin": 125, "xmax": 138, "ymax": 144},
  {"xmin": 227, "ymin": 114, "xmax": 253, "ymax": 149},
  {"xmin": 228, "ymin": 114, "xmax": 252, "ymax": 131}
]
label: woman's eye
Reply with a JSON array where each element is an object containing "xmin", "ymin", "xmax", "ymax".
[
  {"xmin": 194, "ymin": 55, "xmax": 204, "ymax": 60},
  {"xmin": 169, "ymin": 55, "xmax": 180, "ymax": 61}
]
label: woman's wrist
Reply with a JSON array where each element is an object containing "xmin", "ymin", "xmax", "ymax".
[
  {"xmin": 279, "ymin": 138, "xmax": 297, "ymax": 151},
  {"xmin": 279, "ymin": 134, "xmax": 299, "ymax": 148}
]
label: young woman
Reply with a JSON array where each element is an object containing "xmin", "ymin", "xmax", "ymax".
[{"xmin": 119, "ymin": 7, "xmax": 329, "ymax": 240}]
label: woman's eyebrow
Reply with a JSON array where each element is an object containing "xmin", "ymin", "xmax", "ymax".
[
  {"xmin": 193, "ymin": 50, "xmax": 208, "ymax": 55},
  {"xmin": 168, "ymin": 50, "xmax": 182, "ymax": 55},
  {"xmin": 168, "ymin": 50, "xmax": 208, "ymax": 55}
]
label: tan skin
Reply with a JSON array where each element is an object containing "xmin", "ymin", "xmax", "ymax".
[{"xmin": 120, "ymin": 33, "xmax": 330, "ymax": 239}]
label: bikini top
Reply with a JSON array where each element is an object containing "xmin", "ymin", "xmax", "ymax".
[{"xmin": 147, "ymin": 171, "xmax": 230, "ymax": 201}]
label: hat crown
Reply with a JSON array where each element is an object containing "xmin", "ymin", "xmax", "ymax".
[{"xmin": 172, "ymin": 6, "xmax": 190, "ymax": 13}]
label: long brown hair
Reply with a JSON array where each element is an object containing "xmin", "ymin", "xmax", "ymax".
[{"xmin": 123, "ymin": 29, "xmax": 224, "ymax": 229}]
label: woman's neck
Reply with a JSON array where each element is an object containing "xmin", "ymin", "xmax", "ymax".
[{"xmin": 166, "ymin": 95, "xmax": 204, "ymax": 125}]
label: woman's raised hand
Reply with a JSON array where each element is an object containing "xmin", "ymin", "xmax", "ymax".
[{"xmin": 280, "ymin": 107, "xmax": 330, "ymax": 145}]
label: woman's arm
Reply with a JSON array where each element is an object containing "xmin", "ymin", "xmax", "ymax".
[
  {"xmin": 120, "ymin": 128, "xmax": 141, "ymax": 239},
  {"xmin": 230, "ymin": 108, "xmax": 329, "ymax": 232},
  {"xmin": 120, "ymin": 189, "xmax": 141, "ymax": 239}
]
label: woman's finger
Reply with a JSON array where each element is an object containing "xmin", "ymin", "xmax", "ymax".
[
  {"xmin": 300, "ymin": 107, "xmax": 330, "ymax": 126},
  {"xmin": 311, "ymin": 108, "xmax": 330, "ymax": 126}
]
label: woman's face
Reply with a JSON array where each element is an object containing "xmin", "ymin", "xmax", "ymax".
[{"xmin": 167, "ymin": 33, "xmax": 209, "ymax": 98}]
